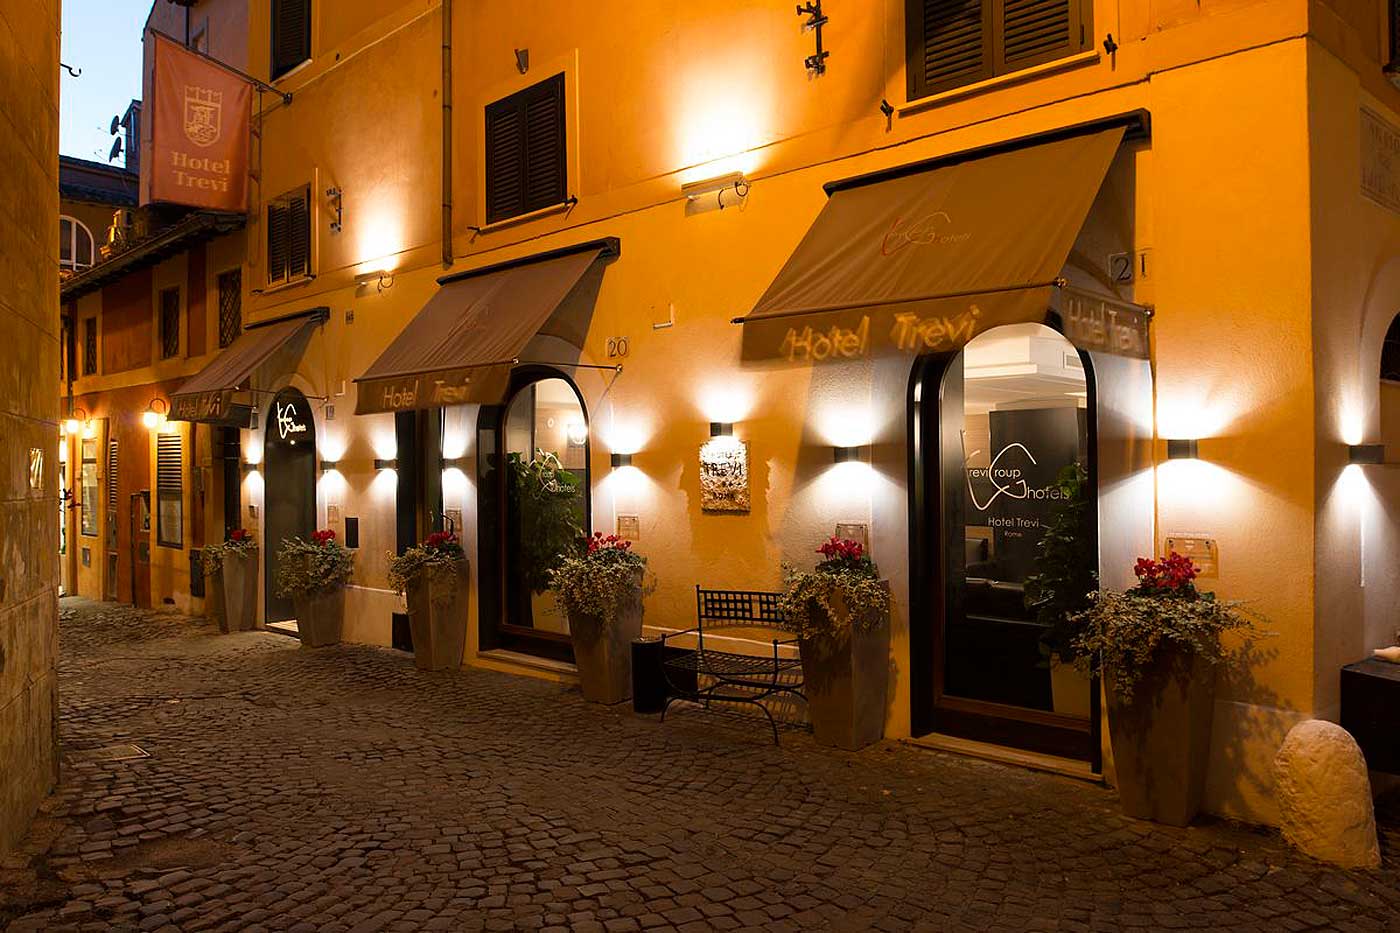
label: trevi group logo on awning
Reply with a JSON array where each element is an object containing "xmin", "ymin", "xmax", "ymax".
[{"xmin": 145, "ymin": 32, "xmax": 251, "ymax": 211}]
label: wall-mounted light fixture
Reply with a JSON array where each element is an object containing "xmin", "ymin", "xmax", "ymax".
[
  {"xmin": 355, "ymin": 269, "xmax": 395, "ymax": 293},
  {"xmin": 1348, "ymin": 444, "xmax": 1386, "ymax": 465},
  {"xmin": 241, "ymin": 461, "xmax": 261, "ymax": 475},
  {"xmin": 142, "ymin": 398, "xmax": 169, "ymax": 430},
  {"xmin": 326, "ymin": 186, "xmax": 344, "ymax": 233},
  {"xmin": 710, "ymin": 422, "xmax": 735, "ymax": 438},
  {"xmin": 442, "ymin": 456, "xmax": 469, "ymax": 470},
  {"xmin": 681, "ymin": 172, "xmax": 750, "ymax": 211},
  {"xmin": 833, "ymin": 445, "xmax": 866, "ymax": 464},
  {"xmin": 610, "ymin": 452, "xmax": 634, "ymax": 468},
  {"xmin": 374, "ymin": 458, "xmax": 398, "ymax": 471},
  {"xmin": 1166, "ymin": 438, "xmax": 1200, "ymax": 461},
  {"xmin": 319, "ymin": 460, "xmax": 340, "ymax": 473},
  {"xmin": 64, "ymin": 407, "xmax": 89, "ymax": 436}
]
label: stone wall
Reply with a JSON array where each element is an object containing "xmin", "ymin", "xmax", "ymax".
[{"xmin": 0, "ymin": 0, "xmax": 62, "ymax": 853}]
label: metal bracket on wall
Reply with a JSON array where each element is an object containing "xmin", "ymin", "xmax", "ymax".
[{"xmin": 797, "ymin": 2, "xmax": 829, "ymax": 76}]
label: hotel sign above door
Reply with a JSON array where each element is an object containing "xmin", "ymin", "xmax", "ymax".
[{"xmin": 1060, "ymin": 288, "xmax": 1151, "ymax": 360}]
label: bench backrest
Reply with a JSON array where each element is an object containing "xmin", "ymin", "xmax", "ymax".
[{"xmin": 695, "ymin": 586, "xmax": 785, "ymax": 630}]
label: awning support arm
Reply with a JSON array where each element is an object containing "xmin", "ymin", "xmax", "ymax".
[{"xmin": 730, "ymin": 278, "xmax": 1066, "ymax": 325}]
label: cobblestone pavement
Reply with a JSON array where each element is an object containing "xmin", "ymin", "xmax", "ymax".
[{"xmin": 3, "ymin": 598, "xmax": 1400, "ymax": 933}]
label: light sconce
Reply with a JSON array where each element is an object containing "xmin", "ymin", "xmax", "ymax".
[
  {"xmin": 833, "ymin": 445, "xmax": 866, "ymax": 464},
  {"xmin": 681, "ymin": 171, "xmax": 750, "ymax": 210},
  {"xmin": 610, "ymin": 452, "xmax": 634, "ymax": 468},
  {"xmin": 64, "ymin": 407, "xmax": 89, "ymax": 436},
  {"xmin": 566, "ymin": 421, "xmax": 589, "ymax": 446},
  {"xmin": 319, "ymin": 460, "xmax": 340, "ymax": 473},
  {"xmin": 442, "ymin": 456, "xmax": 469, "ymax": 470},
  {"xmin": 374, "ymin": 458, "xmax": 398, "ymax": 471},
  {"xmin": 710, "ymin": 422, "xmax": 735, "ymax": 438},
  {"xmin": 1166, "ymin": 438, "xmax": 1200, "ymax": 461},
  {"xmin": 241, "ymin": 461, "xmax": 261, "ymax": 475},
  {"xmin": 1348, "ymin": 444, "xmax": 1386, "ymax": 465},
  {"xmin": 142, "ymin": 398, "xmax": 169, "ymax": 430},
  {"xmin": 355, "ymin": 269, "xmax": 395, "ymax": 293}
]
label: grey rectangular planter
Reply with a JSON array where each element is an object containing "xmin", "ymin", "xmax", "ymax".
[
  {"xmin": 568, "ymin": 589, "xmax": 643, "ymax": 705},
  {"xmin": 221, "ymin": 550, "xmax": 260, "ymax": 632},
  {"xmin": 406, "ymin": 559, "xmax": 469, "ymax": 671},
  {"xmin": 206, "ymin": 568, "xmax": 229, "ymax": 633},
  {"xmin": 800, "ymin": 615, "xmax": 891, "ymax": 751},
  {"xmin": 293, "ymin": 587, "xmax": 345, "ymax": 648},
  {"xmin": 1106, "ymin": 648, "xmax": 1216, "ymax": 826}
]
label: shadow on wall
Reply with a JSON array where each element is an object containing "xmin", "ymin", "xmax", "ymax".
[{"xmin": 1204, "ymin": 634, "xmax": 1293, "ymax": 822}]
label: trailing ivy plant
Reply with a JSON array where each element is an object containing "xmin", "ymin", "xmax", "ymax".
[
  {"xmin": 275, "ymin": 529, "xmax": 355, "ymax": 599},
  {"xmin": 779, "ymin": 537, "xmax": 891, "ymax": 641},
  {"xmin": 387, "ymin": 531, "xmax": 465, "ymax": 596},
  {"xmin": 508, "ymin": 450, "xmax": 584, "ymax": 595},
  {"xmin": 549, "ymin": 533, "xmax": 649, "ymax": 626},
  {"xmin": 202, "ymin": 528, "xmax": 257, "ymax": 577},
  {"xmin": 1023, "ymin": 462, "xmax": 1096, "ymax": 662},
  {"xmin": 1070, "ymin": 553, "xmax": 1266, "ymax": 703}
]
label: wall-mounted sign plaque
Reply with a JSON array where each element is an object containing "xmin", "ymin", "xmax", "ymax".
[
  {"xmin": 1362, "ymin": 108, "xmax": 1400, "ymax": 214},
  {"xmin": 1061, "ymin": 287, "xmax": 1151, "ymax": 360},
  {"xmin": 700, "ymin": 439, "xmax": 750, "ymax": 512},
  {"xmin": 1163, "ymin": 533, "xmax": 1218, "ymax": 578}
]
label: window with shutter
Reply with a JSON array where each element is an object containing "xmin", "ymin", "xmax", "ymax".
[
  {"xmin": 159, "ymin": 287, "xmax": 180, "ymax": 359},
  {"xmin": 266, "ymin": 186, "xmax": 310, "ymax": 286},
  {"xmin": 271, "ymin": 0, "xmax": 311, "ymax": 81},
  {"xmin": 217, "ymin": 269, "xmax": 242, "ymax": 348},
  {"xmin": 82, "ymin": 318, "xmax": 97, "ymax": 376},
  {"xmin": 906, "ymin": 0, "xmax": 1087, "ymax": 101},
  {"xmin": 484, "ymin": 73, "xmax": 567, "ymax": 225},
  {"xmin": 157, "ymin": 433, "xmax": 183, "ymax": 549}
]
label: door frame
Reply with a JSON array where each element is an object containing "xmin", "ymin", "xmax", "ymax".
[
  {"xmin": 262, "ymin": 387, "xmax": 317, "ymax": 623},
  {"xmin": 907, "ymin": 318, "xmax": 1102, "ymax": 768}
]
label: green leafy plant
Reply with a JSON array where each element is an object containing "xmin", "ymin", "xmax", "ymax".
[
  {"xmin": 508, "ymin": 450, "xmax": 584, "ymax": 595},
  {"xmin": 779, "ymin": 537, "xmax": 891, "ymax": 641},
  {"xmin": 1023, "ymin": 463, "xmax": 1096, "ymax": 662},
  {"xmin": 202, "ymin": 528, "xmax": 257, "ymax": 577},
  {"xmin": 549, "ymin": 533, "xmax": 649, "ymax": 625},
  {"xmin": 1071, "ymin": 553, "xmax": 1266, "ymax": 702},
  {"xmin": 387, "ymin": 531, "xmax": 465, "ymax": 596},
  {"xmin": 275, "ymin": 529, "xmax": 355, "ymax": 598}
]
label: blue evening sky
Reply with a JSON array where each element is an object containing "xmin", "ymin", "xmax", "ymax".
[{"xmin": 60, "ymin": 1, "xmax": 150, "ymax": 162}]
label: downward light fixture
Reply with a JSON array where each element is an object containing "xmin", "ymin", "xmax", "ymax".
[
  {"xmin": 1166, "ymin": 438, "xmax": 1200, "ymax": 461},
  {"xmin": 1349, "ymin": 444, "xmax": 1386, "ymax": 465}
]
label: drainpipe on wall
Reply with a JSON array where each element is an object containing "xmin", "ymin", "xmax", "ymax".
[{"xmin": 441, "ymin": 0, "xmax": 453, "ymax": 268}]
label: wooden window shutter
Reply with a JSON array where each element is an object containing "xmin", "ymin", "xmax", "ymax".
[
  {"xmin": 271, "ymin": 0, "xmax": 311, "ymax": 80},
  {"xmin": 997, "ymin": 0, "xmax": 1078, "ymax": 72},
  {"xmin": 288, "ymin": 187, "xmax": 311, "ymax": 278},
  {"xmin": 484, "ymin": 73, "xmax": 566, "ymax": 224},
  {"xmin": 267, "ymin": 201, "xmax": 289, "ymax": 284},
  {"xmin": 157, "ymin": 434, "xmax": 182, "ymax": 496},
  {"xmin": 906, "ymin": 0, "xmax": 992, "ymax": 100}
]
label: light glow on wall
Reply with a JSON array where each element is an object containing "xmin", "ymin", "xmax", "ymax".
[
  {"xmin": 813, "ymin": 401, "xmax": 874, "ymax": 448},
  {"xmin": 244, "ymin": 434, "xmax": 264, "ymax": 466},
  {"xmin": 370, "ymin": 429, "xmax": 397, "ymax": 462},
  {"xmin": 697, "ymin": 381, "xmax": 755, "ymax": 425},
  {"xmin": 355, "ymin": 202, "xmax": 407, "ymax": 275}
]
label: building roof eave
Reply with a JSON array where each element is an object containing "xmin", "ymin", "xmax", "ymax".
[{"xmin": 60, "ymin": 210, "xmax": 246, "ymax": 303}]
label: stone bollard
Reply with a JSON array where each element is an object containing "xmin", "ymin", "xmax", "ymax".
[{"xmin": 1274, "ymin": 720, "xmax": 1381, "ymax": 869}]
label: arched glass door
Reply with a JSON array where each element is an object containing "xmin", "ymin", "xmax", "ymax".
[{"xmin": 913, "ymin": 323, "xmax": 1098, "ymax": 762}]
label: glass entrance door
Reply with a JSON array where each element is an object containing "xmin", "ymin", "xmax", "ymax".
[{"xmin": 916, "ymin": 323, "xmax": 1098, "ymax": 763}]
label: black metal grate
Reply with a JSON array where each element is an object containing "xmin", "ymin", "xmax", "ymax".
[
  {"xmin": 83, "ymin": 317, "xmax": 97, "ymax": 375},
  {"xmin": 217, "ymin": 269, "xmax": 242, "ymax": 348},
  {"xmin": 695, "ymin": 586, "xmax": 786, "ymax": 628},
  {"xmin": 159, "ymin": 288, "xmax": 180, "ymax": 359}
]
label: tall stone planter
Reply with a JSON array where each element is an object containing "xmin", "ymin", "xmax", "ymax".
[
  {"xmin": 406, "ymin": 559, "xmax": 469, "ymax": 671},
  {"xmin": 221, "ymin": 549, "xmax": 260, "ymax": 632},
  {"xmin": 1106, "ymin": 648, "xmax": 1216, "ymax": 826},
  {"xmin": 293, "ymin": 587, "xmax": 345, "ymax": 648},
  {"xmin": 799, "ymin": 587, "xmax": 891, "ymax": 751},
  {"xmin": 206, "ymin": 567, "xmax": 229, "ymax": 633},
  {"xmin": 567, "ymin": 587, "xmax": 643, "ymax": 704}
]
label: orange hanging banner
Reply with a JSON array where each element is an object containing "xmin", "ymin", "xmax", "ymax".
[{"xmin": 145, "ymin": 32, "xmax": 251, "ymax": 211}]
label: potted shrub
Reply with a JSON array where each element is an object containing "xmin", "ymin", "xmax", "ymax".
[
  {"xmin": 389, "ymin": 530, "xmax": 469, "ymax": 671},
  {"xmin": 780, "ymin": 536, "xmax": 892, "ymax": 750},
  {"xmin": 275, "ymin": 529, "xmax": 355, "ymax": 647},
  {"xmin": 202, "ymin": 546, "xmax": 230, "ymax": 634},
  {"xmin": 219, "ymin": 529, "xmax": 259, "ymax": 632},
  {"xmin": 1071, "ymin": 553, "xmax": 1263, "ymax": 825},
  {"xmin": 1023, "ymin": 463, "xmax": 1096, "ymax": 718},
  {"xmin": 508, "ymin": 451, "xmax": 584, "ymax": 633},
  {"xmin": 549, "ymin": 532, "xmax": 647, "ymax": 704}
]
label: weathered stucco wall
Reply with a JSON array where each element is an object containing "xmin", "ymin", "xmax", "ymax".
[{"xmin": 0, "ymin": 0, "xmax": 61, "ymax": 853}]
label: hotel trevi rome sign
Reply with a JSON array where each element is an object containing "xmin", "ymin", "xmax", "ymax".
[{"xmin": 145, "ymin": 32, "xmax": 251, "ymax": 210}]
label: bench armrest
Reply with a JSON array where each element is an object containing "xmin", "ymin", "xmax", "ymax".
[{"xmin": 660, "ymin": 627, "xmax": 700, "ymax": 645}]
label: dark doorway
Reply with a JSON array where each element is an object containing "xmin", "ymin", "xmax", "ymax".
[
  {"xmin": 477, "ymin": 368, "xmax": 590, "ymax": 663},
  {"xmin": 909, "ymin": 323, "xmax": 1100, "ymax": 764},
  {"xmin": 263, "ymin": 387, "xmax": 316, "ymax": 623}
]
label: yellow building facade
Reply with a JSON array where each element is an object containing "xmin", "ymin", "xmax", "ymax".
[{"xmin": 74, "ymin": 0, "xmax": 1400, "ymax": 826}]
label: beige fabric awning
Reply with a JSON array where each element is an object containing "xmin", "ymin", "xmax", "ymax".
[
  {"xmin": 354, "ymin": 239, "xmax": 617, "ymax": 415},
  {"xmin": 169, "ymin": 310, "xmax": 324, "ymax": 423},
  {"xmin": 736, "ymin": 125, "xmax": 1126, "ymax": 362}
]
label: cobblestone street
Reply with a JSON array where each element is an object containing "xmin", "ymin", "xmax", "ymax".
[{"xmin": 2, "ymin": 599, "xmax": 1399, "ymax": 932}]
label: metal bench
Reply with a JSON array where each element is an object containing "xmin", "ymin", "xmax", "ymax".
[{"xmin": 660, "ymin": 586, "xmax": 805, "ymax": 744}]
